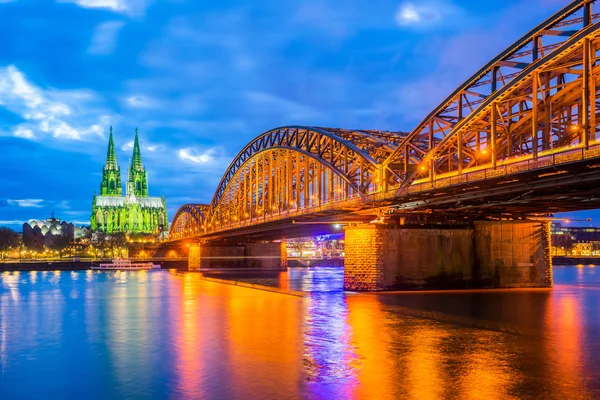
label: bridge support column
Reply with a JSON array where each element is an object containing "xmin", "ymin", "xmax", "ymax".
[
  {"xmin": 245, "ymin": 242, "xmax": 287, "ymax": 270},
  {"xmin": 187, "ymin": 241, "xmax": 286, "ymax": 271},
  {"xmin": 474, "ymin": 220, "xmax": 553, "ymax": 288},
  {"xmin": 280, "ymin": 241, "xmax": 288, "ymax": 269},
  {"xmin": 188, "ymin": 243, "xmax": 201, "ymax": 271},
  {"xmin": 343, "ymin": 221, "xmax": 553, "ymax": 291}
]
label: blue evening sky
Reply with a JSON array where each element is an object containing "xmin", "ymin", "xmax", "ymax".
[{"xmin": 0, "ymin": 0, "xmax": 593, "ymax": 230}]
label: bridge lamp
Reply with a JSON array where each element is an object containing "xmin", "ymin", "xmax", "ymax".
[
  {"xmin": 244, "ymin": 213, "xmax": 249, "ymax": 217},
  {"xmin": 334, "ymin": 224, "xmax": 342, "ymax": 230},
  {"xmin": 569, "ymin": 124, "xmax": 581, "ymax": 133}
]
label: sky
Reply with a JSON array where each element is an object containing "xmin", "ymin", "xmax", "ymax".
[{"xmin": 0, "ymin": 0, "xmax": 593, "ymax": 231}]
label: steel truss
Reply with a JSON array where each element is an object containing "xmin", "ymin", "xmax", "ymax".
[
  {"xmin": 169, "ymin": 204, "xmax": 209, "ymax": 239},
  {"xmin": 170, "ymin": 0, "xmax": 600, "ymax": 239},
  {"xmin": 384, "ymin": 0, "xmax": 599, "ymax": 192},
  {"xmin": 207, "ymin": 126, "xmax": 405, "ymax": 230}
]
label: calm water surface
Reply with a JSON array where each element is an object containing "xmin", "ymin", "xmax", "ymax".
[{"xmin": 1, "ymin": 266, "xmax": 600, "ymax": 399}]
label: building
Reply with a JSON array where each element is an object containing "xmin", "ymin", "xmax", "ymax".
[
  {"xmin": 551, "ymin": 223, "xmax": 600, "ymax": 256},
  {"xmin": 22, "ymin": 211, "xmax": 90, "ymax": 251},
  {"xmin": 91, "ymin": 127, "xmax": 168, "ymax": 235}
]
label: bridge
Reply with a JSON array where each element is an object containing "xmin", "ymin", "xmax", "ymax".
[{"xmin": 167, "ymin": 0, "xmax": 600, "ymax": 290}]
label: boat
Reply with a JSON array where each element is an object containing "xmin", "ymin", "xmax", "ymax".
[{"xmin": 91, "ymin": 259, "xmax": 161, "ymax": 270}]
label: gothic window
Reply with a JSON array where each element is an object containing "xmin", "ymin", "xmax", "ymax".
[
  {"xmin": 104, "ymin": 211, "xmax": 109, "ymax": 228},
  {"xmin": 136, "ymin": 181, "xmax": 140, "ymax": 191},
  {"xmin": 159, "ymin": 213, "xmax": 164, "ymax": 226},
  {"xmin": 109, "ymin": 180, "xmax": 115, "ymax": 190},
  {"xmin": 96, "ymin": 210, "xmax": 102, "ymax": 225}
]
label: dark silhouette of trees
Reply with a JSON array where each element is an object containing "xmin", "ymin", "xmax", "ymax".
[{"xmin": 0, "ymin": 227, "xmax": 20, "ymax": 259}]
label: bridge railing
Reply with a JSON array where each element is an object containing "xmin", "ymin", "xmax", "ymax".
[
  {"xmin": 199, "ymin": 195, "xmax": 367, "ymax": 235},
  {"xmin": 406, "ymin": 141, "xmax": 600, "ymax": 195}
]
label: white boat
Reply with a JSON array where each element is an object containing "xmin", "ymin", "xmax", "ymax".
[{"xmin": 91, "ymin": 259, "xmax": 161, "ymax": 270}]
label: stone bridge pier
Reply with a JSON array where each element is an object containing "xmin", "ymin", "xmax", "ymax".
[
  {"xmin": 188, "ymin": 241, "xmax": 287, "ymax": 271},
  {"xmin": 343, "ymin": 220, "xmax": 553, "ymax": 291}
]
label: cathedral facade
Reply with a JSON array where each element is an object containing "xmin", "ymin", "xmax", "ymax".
[{"xmin": 91, "ymin": 127, "xmax": 168, "ymax": 234}]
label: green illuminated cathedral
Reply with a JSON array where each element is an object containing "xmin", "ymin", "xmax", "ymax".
[{"xmin": 91, "ymin": 127, "xmax": 168, "ymax": 234}]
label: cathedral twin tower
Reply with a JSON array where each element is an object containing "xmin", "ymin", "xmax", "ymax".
[{"xmin": 91, "ymin": 127, "xmax": 168, "ymax": 235}]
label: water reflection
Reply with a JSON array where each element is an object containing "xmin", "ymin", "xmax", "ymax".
[
  {"xmin": 298, "ymin": 269, "xmax": 358, "ymax": 398},
  {"xmin": 1, "ymin": 267, "xmax": 600, "ymax": 398}
]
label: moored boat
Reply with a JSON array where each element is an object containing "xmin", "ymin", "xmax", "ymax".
[{"xmin": 91, "ymin": 259, "xmax": 160, "ymax": 270}]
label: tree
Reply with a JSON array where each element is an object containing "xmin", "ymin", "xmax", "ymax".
[
  {"xmin": 106, "ymin": 232, "xmax": 128, "ymax": 258},
  {"xmin": 45, "ymin": 234, "xmax": 70, "ymax": 258},
  {"xmin": 0, "ymin": 227, "xmax": 20, "ymax": 259}
]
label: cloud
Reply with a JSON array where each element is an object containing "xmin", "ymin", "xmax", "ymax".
[
  {"xmin": 58, "ymin": 0, "xmax": 148, "ymax": 15},
  {"xmin": 125, "ymin": 95, "xmax": 160, "ymax": 109},
  {"xmin": 395, "ymin": 1, "xmax": 459, "ymax": 28},
  {"xmin": 0, "ymin": 220, "xmax": 24, "ymax": 226},
  {"xmin": 0, "ymin": 65, "xmax": 111, "ymax": 141},
  {"xmin": 7, "ymin": 199, "xmax": 44, "ymax": 208},
  {"xmin": 88, "ymin": 20, "xmax": 125, "ymax": 55},
  {"xmin": 245, "ymin": 91, "xmax": 322, "ymax": 121},
  {"xmin": 178, "ymin": 148, "xmax": 215, "ymax": 164},
  {"xmin": 55, "ymin": 200, "xmax": 71, "ymax": 209},
  {"xmin": 121, "ymin": 139, "xmax": 161, "ymax": 152},
  {"xmin": 13, "ymin": 126, "xmax": 34, "ymax": 139}
]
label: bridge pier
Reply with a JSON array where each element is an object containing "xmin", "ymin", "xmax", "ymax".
[
  {"xmin": 188, "ymin": 243, "xmax": 202, "ymax": 271},
  {"xmin": 343, "ymin": 220, "xmax": 553, "ymax": 291},
  {"xmin": 187, "ymin": 241, "xmax": 286, "ymax": 271}
]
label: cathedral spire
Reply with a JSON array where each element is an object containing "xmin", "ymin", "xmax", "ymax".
[
  {"xmin": 128, "ymin": 128, "xmax": 148, "ymax": 197},
  {"xmin": 130, "ymin": 128, "xmax": 143, "ymax": 173},
  {"xmin": 99, "ymin": 126, "xmax": 122, "ymax": 196},
  {"xmin": 105, "ymin": 126, "xmax": 118, "ymax": 170}
]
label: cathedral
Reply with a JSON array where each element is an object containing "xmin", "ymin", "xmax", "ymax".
[{"xmin": 91, "ymin": 127, "xmax": 168, "ymax": 235}]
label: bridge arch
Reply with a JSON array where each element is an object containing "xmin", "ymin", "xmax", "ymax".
[
  {"xmin": 169, "ymin": 204, "xmax": 209, "ymax": 239},
  {"xmin": 413, "ymin": 22, "xmax": 600, "ymax": 183},
  {"xmin": 206, "ymin": 126, "xmax": 405, "ymax": 229},
  {"xmin": 384, "ymin": 0, "xmax": 598, "ymax": 190}
]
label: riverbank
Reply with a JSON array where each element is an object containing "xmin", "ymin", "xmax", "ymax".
[
  {"xmin": 553, "ymin": 256, "xmax": 600, "ymax": 265},
  {"xmin": 0, "ymin": 260, "xmax": 189, "ymax": 271}
]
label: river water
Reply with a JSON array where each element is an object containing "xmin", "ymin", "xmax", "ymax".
[{"xmin": 1, "ymin": 266, "xmax": 599, "ymax": 399}]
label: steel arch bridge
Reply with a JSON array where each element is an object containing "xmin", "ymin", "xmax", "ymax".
[
  {"xmin": 171, "ymin": 0, "xmax": 600, "ymax": 241},
  {"xmin": 170, "ymin": 204, "xmax": 209, "ymax": 238}
]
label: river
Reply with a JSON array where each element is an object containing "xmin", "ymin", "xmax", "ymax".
[{"xmin": 1, "ymin": 266, "xmax": 599, "ymax": 399}]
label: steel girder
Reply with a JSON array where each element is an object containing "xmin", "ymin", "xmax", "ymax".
[
  {"xmin": 211, "ymin": 126, "xmax": 405, "ymax": 206},
  {"xmin": 384, "ymin": 0, "xmax": 598, "ymax": 190},
  {"xmin": 402, "ymin": 18, "xmax": 600, "ymax": 194},
  {"xmin": 205, "ymin": 126, "xmax": 405, "ymax": 231},
  {"xmin": 169, "ymin": 1, "xmax": 600, "ymax": 241},
  {"xmin": 169, "ymin": 204, "xmax": 209, "ymax": 239}
]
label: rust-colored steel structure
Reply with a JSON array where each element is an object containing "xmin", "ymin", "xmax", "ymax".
[
  {"xmin": 169, "ymin": 203, "xmax": 209, "ymax": 238},
  {"xmin": 171, "ymin": 0, "xmax": 600, "ymax": 241}
]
